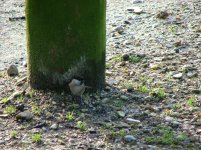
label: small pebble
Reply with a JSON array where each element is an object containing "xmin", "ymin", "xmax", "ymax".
[
  {"xmin": 42, "ymin": 127, "xmax": 47, "ymax": 132},
  {"xmin": 174, "ymin": 40, "xmax": 182, "ymax": 47},
  {"xmin": 127, "ymin": 86, "xmax": 134, "ymax": 92},
  {"xmin": 126, "ymin": 118, "xmax": 141, "ymax": 123},
  {"xmin": 174, "ymin": 48, "xmax": 180, "ymax": 53},
  {"xmin": 173, "ymin": 73, "xmax": 183, "ymax": 79},
  {"xmin": 124, "ymin": 135, "xmax": 137, "ymax": 143},
  {"xmin": 50, "ymin": 123, "xmax": 58, "ymax": 130},
  {"xmin": 133, "ymin": 0, "xmax": 144, "ymax": 3},
  {"xmin": 156, "ymin": 11, "xmax": 169, "ymax": 19},
  {"xmin": 16, "ymin": 104, "xmax": 25, "ymax": 111},
  {"xmin": 7, "ymin": 64, "xmax": 18, "ymax": 76},
  {"xmin": 16, "ymin": 111, "xmax": 33, "ymax": 121},
  {"xmin": 122, "ymin": 54, "xmax": 130, "ymax": 61},
  {"xmin": 114, "ymin": 26, "xmax": 124, "ymax": 34},
  {"xmin": 117, "ymin": 111, "xmax": 126, "ymax": 117},
  {"xmin": 192, "ymin": 89, "xmax": 201, "ymax": 94},
  {"xmin": 102, "ymin": 98, "xmax": 109, "ymax": 103},
  {"xmin": 120, "ymin": 95, "xmax": 129, "ymax": 100}
]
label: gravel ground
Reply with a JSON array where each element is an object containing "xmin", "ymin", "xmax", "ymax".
[
  {"xmin": 0, "ymin": 0, "xmax": 201, "ymax": 149},
  {"xmin": 0, "ymin": 0, "xmax": 26, "ymax": 71}
]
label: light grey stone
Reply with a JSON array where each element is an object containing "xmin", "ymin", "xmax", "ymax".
[
  {"xmin": 16, "ymin": 111, "xmax": 33, "ymax": 121},
  {"xmin": 124, "ymin": 135, "xmax": 137, "ymax": 143},
  {"xmin": 7, "ymin": 65, "xmax": 18, "ymax": 76}
]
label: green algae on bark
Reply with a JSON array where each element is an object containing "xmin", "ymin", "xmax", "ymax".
[{"xmin": 26, "ymin": 0, "xmax": 106, "ymax": 90}]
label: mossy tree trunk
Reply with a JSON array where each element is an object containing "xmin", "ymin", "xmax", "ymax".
[{"xmin": 26, "ymin": 0, "xmax": 106, "ymax": 90}]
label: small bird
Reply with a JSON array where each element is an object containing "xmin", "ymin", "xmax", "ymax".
[{"xmin": 68, "ymin": 79, "xmax": 90, "ymax": 105}]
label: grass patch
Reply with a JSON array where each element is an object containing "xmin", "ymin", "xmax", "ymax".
[
  {"xmin": 4, "ymin": 106, "xmax": 16, "ymax": 115},
  {"xmin": 139, "ymin": 76, "xmax": 149, "ymax": 82},
  {"xmin": 31, "ymin": 133, "xmax": 42, "ymax": 143},
  {"xmin": 187, "ymin": 96, "xmax": 196, "ymax": 107},
  {"xmin": 113, "ymin": 99, "xmax": 125, "ymax": 107},
  {"xmin": 76, "ymin": 121, "xmax": 87, "ymax": 131},
  {"xmin": 150, "ymin": 88, "xmax": 166, "ymax": 100},
  {"xmin": 1, "ymin": 97, "xmax": 9, "ymax": 104},
  {"xmin": 125, "ymin": 81, "xmax": 134, "ymax": 89},
  {"xmin": 106, "ymin": 63, "xmax": 112, "ymax": 69},
  {"xmin": 66, "ymin": 111, "xmax": 74, "ymax": 121},
  {"xmin": 168, "ymin": 25, "xmax": 178, "ymax": 34},
  {"xmin": 10, "ymin": 130, "xmax": 17, "ymax": 139},
  {"xmin": 110, "ymin": 54, "xmax": 122, "ymax": 62},
  {"xmin": 145, "ymin": 125, "xmax": 188, "ymax": 146},
  {"xmin": 27, "ymin": 89, "xmax": 35, "ymax": 98},
  {"xmin": 173, "ymin": 102, "xmax": 182, "ymax": 110},
  {"xmin": 108, "ymin": 129, "xmax": 126, "ymax": 139},
  {"xmin": 17, "ymin": 95, "xmax": 24, "ymax": 102},
  {"xmin": 138, "ymin": 85, "xmax": 149, "ymax": 93},
  {"xmin": 32, "ymin": 105, "xmax": 42, "ymax": 115},
  {"xmin": 129, "ymin": 55, "xmax": 143, "ymax": 63}
]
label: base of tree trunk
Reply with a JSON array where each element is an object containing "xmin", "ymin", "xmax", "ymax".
[{"xmin": 26, "ymin": 0, "xmax": 106, "ymax": 91}]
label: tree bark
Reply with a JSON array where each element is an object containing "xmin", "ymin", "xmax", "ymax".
[{"xmin": 26, "ymin": 0, "xmax": 106, "ymax": 90}]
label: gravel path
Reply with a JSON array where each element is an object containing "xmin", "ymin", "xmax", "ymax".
[{"xmin": 0, "ymin": 0, "xmax": 26, "ymax": 71}]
